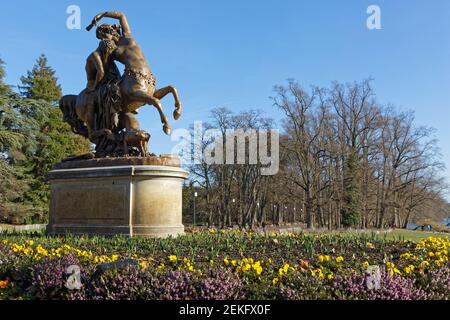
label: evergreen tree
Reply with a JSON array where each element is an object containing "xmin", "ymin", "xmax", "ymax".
[
  {"xmin": 19, "ymin": 54, "xmax": 62, "ymax": 102},
  {"xmin": 17, "ymin": 55, "xmax": 91, "ymax": 222},
  {"xmin": 0, "ymin": 59, "xmax": 38, "ymax": 223},
  {"xmin": 0, "ymin": 58, "xmax": 10, "ymax": 95}
]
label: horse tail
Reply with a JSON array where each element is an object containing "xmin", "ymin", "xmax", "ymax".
[{"xmin": 59, "ymin": 95, "xmax": 89, "ymax": 138}]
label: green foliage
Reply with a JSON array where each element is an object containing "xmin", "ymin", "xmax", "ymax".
[
  {"xmin": 0, "ymin": 58, "xmax": 11, "ymax": 96},
  {"xmin": 19, "ymin": 54, "xmax": 62, "ymax": 102},
  {"xmin": 0, "ymin": 56, "xmax": 91, "ymax": 224},
  {"xmin": 21, "ymin": 105, "xmax": 91, "ymax": 216},
  {"xmin": 0, "ymin": 91, "xmax": 38, "ymax": 223},
  {"xmin": 342, "ymin": 150, "xmax": 361, "ymax": 227}
]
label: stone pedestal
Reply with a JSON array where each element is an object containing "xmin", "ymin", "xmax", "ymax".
[{"xmin": 46, "ymin": 156, "xmax": 189, "ymax": 238}]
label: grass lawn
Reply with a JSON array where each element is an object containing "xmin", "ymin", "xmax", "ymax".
[
  {"xmin": 379, "ymin": 229, "xmax": 449, "ymax": 241},
  {"xmin": 305, "ymin": 228, "xmax": 449, "ymax": 242}
]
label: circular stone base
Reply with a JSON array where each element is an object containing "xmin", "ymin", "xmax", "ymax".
[{"xmin": 46, "ymin": 156, "xmax": 188, "ymax": 238}]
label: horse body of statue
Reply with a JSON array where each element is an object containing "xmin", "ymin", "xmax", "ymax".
[{"xmin": 60, "ymin": 11, "xmax": 182, "ymax": 158}]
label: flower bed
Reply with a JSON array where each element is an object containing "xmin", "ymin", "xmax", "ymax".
[{"xmin": 0, "ymin": 230, "xmax": 449, "ymax": 300}]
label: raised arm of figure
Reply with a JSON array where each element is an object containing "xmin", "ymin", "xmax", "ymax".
[{"xmin": 87, "ymin": 11, "xmax": 131, "ymax": 37}]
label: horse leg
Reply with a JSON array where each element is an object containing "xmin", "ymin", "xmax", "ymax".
[
  {"xmin": 129, "ymin": 91, "xmax": 172, "ymax": 135},
  {"xmin": 123, "ymin": 139, "xmax": 129, "ymax": 156},
  {"xmin": 143, "ymin": 140, "xmax": 148, "ymax": 155},
  {"xmin": 85, "ymin": 101, "xmax": 97, "ymax": 140},
  {"xmin": 139, "ymin": 141, "xmax": 145, "ymax": 156},
  {"xmin": 153, "ymin": 85, "xmax": 182, "ymax": 120}
]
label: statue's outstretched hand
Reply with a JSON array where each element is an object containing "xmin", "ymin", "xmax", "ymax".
[{"xmin": 86, "ymin": 13, "xmax": 106, "ymax": 31}]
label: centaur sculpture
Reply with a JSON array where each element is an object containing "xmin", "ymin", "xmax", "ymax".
[{"xmin": 60, "ymin": 11, "xmax": 182, "ymax": 157}]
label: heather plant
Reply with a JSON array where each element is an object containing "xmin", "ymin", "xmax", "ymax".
[
  {"xmin": 331, "ymin": 271, "xmax": 427, "ymax": 300},
  {"xmin": 416, "ymin": 264, "xmax": 450, "ymax": 299},
  {"xmin": 197, "ymin": 267, "xmax": 245, "ymax": 300},
  {"xmin": 30, "ymin": 254, "xmax": 84, "ymax": 299},
  {"xmin": 156, "ymin": 270, "xmax": 197, "ymax": 300},
  {"xmin": 87, "ymin": 265, "xmax": 160, "ymax": 300}
]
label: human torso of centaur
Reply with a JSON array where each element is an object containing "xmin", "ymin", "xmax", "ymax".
[{"xmin": 113, "ymin": 36, "xmax": 156, "ymax": 111}]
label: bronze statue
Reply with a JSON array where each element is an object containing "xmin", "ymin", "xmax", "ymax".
[
  {"xmin": 60, "ymin": 11, "xmax": 182, "ymax": 157},
  {"xmin": 85, "ymin": 24, "xmax": 121, "ymax": 93}
]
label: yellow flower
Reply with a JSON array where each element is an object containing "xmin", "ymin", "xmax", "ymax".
[
  {"xmin": 327, "ymin": 273, "xmax": 334, "ymax": 280},
  {"xmin": 400, "ymin": 252, "xmax": 412, "ymax": 260},
  {"xmin": 283, "ymin": 263, "xmax": 289, "ymax": 273},
  {"xmin": 208, "ymin": 228, "xmax": 217, "ymax": 233},
  {"xmin": 319, "ymin": 255, "xmax": 330, "ymax": 263},
  {"xmin": 336, "ymin": 256, "xmax": 344, "ymax": 263},
  {"xmin": 252, "ymin": 264, "xmax": 263, "ymax": 275},
  {"xmin": 169, "ymin": 255, "xmax": 177, "ymax": 262},
  {"xmin": 242, "ymin": 263, "xmax": 251, "ymax": 272},
  {"xmin": 272, "ymin": 278, "xmax": 279, "ymax": 285},
  {"xmin": 111, "ymin": 254, "xmax": 119, "ymax": 261},
  {"xmin": 404, "ymin": 265, "xmax": 415, "ymax": 274},
  {"xmin": 12, "ymin": 244, "xmax": 23, "ymax": 253},
  {"xmin": 363, "ymin": 261, "xmax": 370, "ymax": 269},
  {"xmin": 139, "ymin": 260, "xmax": 148, "ymax": 269},
  {"xmin": 224, "ymin": 258, "xmax": 230, "ymax": 265},
  {"xmin": 231, "ymin": 260, "xmax": 237, "ymax": 267}
]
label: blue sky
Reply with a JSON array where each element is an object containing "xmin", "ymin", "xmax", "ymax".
[{"xmin": 1, "ymin": 0, "xmax": 450, "ymax": 192}]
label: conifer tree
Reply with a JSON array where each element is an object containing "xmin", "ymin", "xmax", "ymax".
[
  {"xmin": 17, "ymin": 55, "xmax": 91, "ymax": 223},
  {"xmin": 19, "ymin": 54, "xmax": 62, "ymax": 102},
  {"xmin": 0, "ymin": 59, "xmax": 36, "ymax": 223}
]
